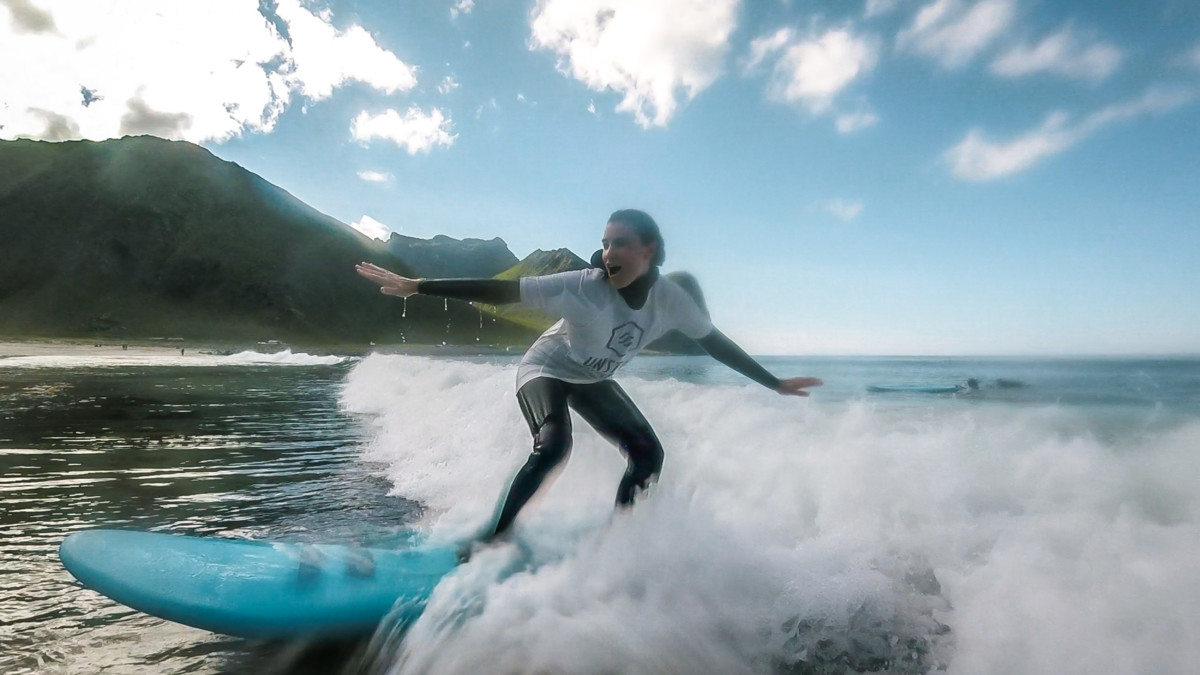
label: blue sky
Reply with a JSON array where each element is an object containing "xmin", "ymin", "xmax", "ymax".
[{"xmin": 3, "ymin": 0, "xmax": 1198, "ymax": 355}]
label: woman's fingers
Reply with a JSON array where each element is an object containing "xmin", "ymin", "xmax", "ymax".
[
  {"xmin": 776, "ymin": 376, "xmax": 823, "ymax": 397},
  {"xmin": 356, "ymin": 263, "xmax": 399, "ymax": 284},
  {"xmin": 356, "ymin": 263, "xmax": 419, "ymax": 298}
]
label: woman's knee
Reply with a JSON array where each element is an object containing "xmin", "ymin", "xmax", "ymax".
[
  {"xmin": 624, "ymin": 432, "xmax": 663, "ymax": 477},
  {"xmin": 530, "ymin": 416, "xmax": 572, "ymax": 468}
]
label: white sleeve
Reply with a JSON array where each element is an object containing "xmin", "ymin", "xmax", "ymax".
[
  {"xmin": 670, "ymin": 286, "xmax": 714, "ymax": 339},
  {"xmin": 519, "ymin": 270, "xmax": 601, "ymax": 322}
]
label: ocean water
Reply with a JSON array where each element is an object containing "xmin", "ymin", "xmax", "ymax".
[{"xmin": 1, "ymin": 349, "xmax": 1198, "ymax": 674}]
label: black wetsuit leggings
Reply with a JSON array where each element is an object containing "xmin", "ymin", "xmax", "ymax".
[{"xmin": 489, "ymin": 377, "xmax": 664, "ymax": 538}]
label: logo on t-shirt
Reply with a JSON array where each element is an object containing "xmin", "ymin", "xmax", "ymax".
[{"xmin": 606, "ymin": 321, "xmax": 645, "ymax": 358}]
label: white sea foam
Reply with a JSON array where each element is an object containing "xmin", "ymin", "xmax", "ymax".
[
  {"xmin": 0, "ymin": 348, "xmax": 348, "ymax": 368},
  {"xmin": 341, "ymin": 354, "xmax": 1200, "ymax": 675},
  {"xmin": 221, "ymin": 348, "xmax": 347, "ymax": 366}
]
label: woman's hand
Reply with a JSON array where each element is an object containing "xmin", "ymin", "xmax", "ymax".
[
  {"xmin": 776, "ymin": 377, "xmax": 823, "ymax": 397},
  {"xmin": 356, "ymin": 262, "xmax": 420, "ymax": 298}
]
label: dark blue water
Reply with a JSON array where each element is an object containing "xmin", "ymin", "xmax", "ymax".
[{"xmin": 0, "ymin": 360, "xmax": 417, "ymax": 674}]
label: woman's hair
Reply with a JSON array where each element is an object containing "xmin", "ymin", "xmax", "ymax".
[{"xmin": 608, "ymin": 208, "xmax": 665, "ymax": 266}]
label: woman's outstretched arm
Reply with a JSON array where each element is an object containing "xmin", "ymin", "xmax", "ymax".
[
  {"xmin": 356, "ymin": 262, "xmax": 521, "ymax": 304},
  {"xmin": 696, "ymin": 329, "xmax": 822, "ymax": 397}
]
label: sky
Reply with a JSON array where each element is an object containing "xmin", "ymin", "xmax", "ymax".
[{"xmin": 3, "ymin": 0, "xmax": 1199, "ymax": 355}]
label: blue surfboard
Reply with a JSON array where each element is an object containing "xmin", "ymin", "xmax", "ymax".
[
  {"xmin": 867, "ymin": 384, "xmax": 965, "ymax": 394},
  {"xmin": 59, "ymin": 529, "xmax": 459, "ymax": 639}
]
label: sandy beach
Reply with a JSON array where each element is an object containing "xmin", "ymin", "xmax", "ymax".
[
  {"xmin": 0, "ymin": 339, "xmax": 242, "ymax": 359},
  {"xmin": 0, "ymin": 338, "xmax": 520, "ymax": 360}
]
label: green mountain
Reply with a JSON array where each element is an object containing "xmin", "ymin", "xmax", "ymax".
[
  {"xmin": 387, "ymin": 233, "xmax": 518, "ymax": 278},
  {"xmin": 495, "ymin": 248, "xmax": 590, "ymax": 279},
  {"xmin": 0, "ymin": 136, "xmax": 539, "ymax": 347}
]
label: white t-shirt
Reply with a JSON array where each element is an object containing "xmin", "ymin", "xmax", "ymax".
[{"xmin": 516, "ymin": 269, "xmax": 714, "ymax": 389}]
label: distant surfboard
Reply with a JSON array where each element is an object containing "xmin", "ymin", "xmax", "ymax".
[
  {"xmin": 59, "ymin": 529, "xmax": 458, "ymax": 639},
  {"xmin": 866, "ymin": 384, "xmax": 965, "ymax": 394}
]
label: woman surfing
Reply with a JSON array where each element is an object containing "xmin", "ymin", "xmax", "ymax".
[{"xmin": 356, "ymin": 209, "xmax": 822, "ymax": 551}]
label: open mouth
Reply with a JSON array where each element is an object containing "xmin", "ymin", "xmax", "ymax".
[{"xmin": 606, "ymin": 265, "xmax": 622, "ymax": 276}]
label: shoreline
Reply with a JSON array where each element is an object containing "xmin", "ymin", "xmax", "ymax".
[{"xmin": 0, "ymin": 337, "xmax": 522, "ymax": 359}]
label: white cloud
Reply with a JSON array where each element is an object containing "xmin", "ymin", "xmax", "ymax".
[
  {"xmin": 0, "ymin": 0, "xmax": 416, "ymax": 143},
  {"xmin": 864, "ymin": 0, "xmax": 906, "ymax": 19},
  {"xmin": 438, "ymin": 75, "xmax": 460, "ymax": 94},
  {"xmin": 944, "ymin": 86, "xmax": 1198, "ymax": 181},
  {"xmin": 991, "ymin": 25, "xmax": 1122, "ymax": 81},
  {"xmin": 451, "ymin": 0, "xmax": 475, "ymax": 20},
  {"xmin": 273, "ymin": 0, "xmax": 417, "ymax": 100},
  {"xmin": 529, "ymin": 0, "xmax": 738, "ymax": 128},
  {"xmin": 746, "ymin": 26, "xmax": 878, "ymax": 122},
  {"xmin": 898, "ymin": 0, "xmax": 1016, "ymax": 68},
  {"xmin": 352, "ymin": 107, "xmax": 457, "ymax": 154},
  {"xmin": 835, "ymin": 110, "xmax": 878, "ymax": 133},
  {"xmin": 745, "ymin": 27, "xmax": 793, "ymax": 70},
  {"xmin": 350, "ymin": 215, "xmax": 392, "ymax": 241},
  {"xmin": 357, "ymin": 170, "xmax": 392, "ymax": 183},
  {"xmin": 825, "ymin": 199, "xmax": 864, "ymax": 221},
  {"xmin": 946, "ymin": 114, "xmax": 1074, "ymax": 181},
  {"xmin": 1082, "ymin": 86, "xmax": 1198, "ymax": 129}
]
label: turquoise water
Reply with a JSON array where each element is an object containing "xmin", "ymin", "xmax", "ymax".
[{"xmin": 2, "ymin": 351, "xmax": 1198, "ymax": 674}]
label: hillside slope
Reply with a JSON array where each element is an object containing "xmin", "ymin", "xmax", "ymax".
[{"xmin": 0, "ymin": 136, "xmax": 538, "ymax": 346}]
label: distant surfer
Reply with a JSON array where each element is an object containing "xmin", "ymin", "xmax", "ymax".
[{"xmin": 356, "ymin": 209, "xmax": 822, "ymax": 551}]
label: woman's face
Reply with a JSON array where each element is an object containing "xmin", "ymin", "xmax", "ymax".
[{"xmin": 601, "ymin": 220, "xmax": 657, "ymax": 289}]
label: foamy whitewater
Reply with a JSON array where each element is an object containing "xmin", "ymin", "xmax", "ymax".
[
  {"xmin": 339, "ymin": 354, "xmax": 1200, "ymax": 675},
  {"xmin": 0, "ymin": 348, "xmax": 349, "ymax": 368}
]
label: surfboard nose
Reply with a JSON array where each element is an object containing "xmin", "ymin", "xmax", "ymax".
[
  {"xmin": 60, "ymin": 529, "xmax": 134, "ymax": 586},
  {"xmin": 60, "ymin": 529, "xmax": 112, "ymax": 566}
]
